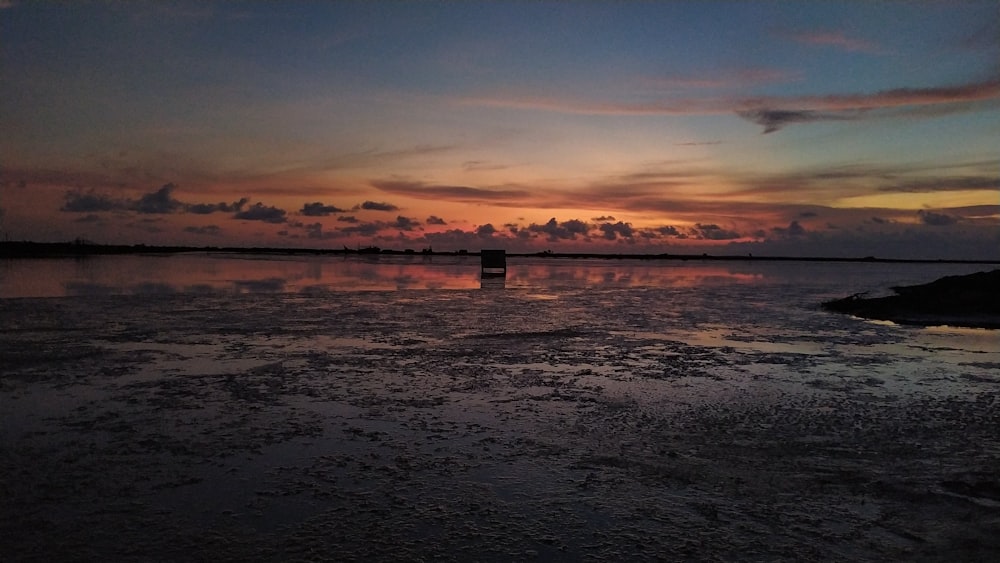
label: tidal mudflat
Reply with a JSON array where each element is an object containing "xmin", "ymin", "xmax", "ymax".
[{"xmin": 2, "ymin": 257, "xmax": 999, "ymax": 561}]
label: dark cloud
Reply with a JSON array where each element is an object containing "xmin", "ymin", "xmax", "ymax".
[
  {"xmin": 234, "ymin": 202, "xmax": 287, "ymax": 223},
  {"xmin": 187, "ymin": 198, "xmax": 248, "ymax": 214},
  {"xmin": 737, "ymin": 108, "xmax": 856, "ymax": 134},
  {"xmin": 728, "ymin": 219, "xmax": 999, "ymax": 261},
  {"xmin": 917, "ymin": 209, "xmax": 958, "ymax": 226},
  {"xmin": 62, "ymin": 184, "xmax": 254, "ymax": 218},
  {"xmin": 183, "ymin": 225, "xmax": 222, "ymax": 236},
  {"xmin": 799, "ymin": 211, "xmax": 818, "ymax": 218},
  {"xmin": 423, "ymin": 228, "xmax": 503, "ymax": 249},
  {"xmin": 355, "ymin": 200, "xmax": 399, "ymax": 212},
  {"xmin": 527, "ymin": 217, "xmax": 591, "ymax": 241},
  {"xmin": 599, "ymin": 221, "xmax": 634, "ymax": 240},
  {"xmin": 655, "ymin": 225, "xmax": 683, "ymax": 237},
  {"xmin": 339, "ymin": 222, "xmax": 383, "ymax": 237},
  {"xmin": 592, "ymin": 215, "xmax": 616, "ymax": 222},
  {"xmin": 73, "ymin": 214, "xmax": 104, "ymax": 224},
  {"xmin": 134, "ymin": 183, "xmax": 183, "ymax": 214},
  {"xmin": 951, "ymin": 204, "xmax": 1000, "ymax": 220},
  {"xmin": 61, "ymin": 189, "xmax": 121, "ymax": 212},
  {"xmin": 301, "ymin": 202, "xmax": 345, "ymax": 216},
  {"xmin": 337, "ymin": 215, "xmax": 359, "ymax": 223},
  {"xmin": 691, "ymin": 223, "xmax": 741, "ymax": 240},
  {"xmin": 426, "ymin": 215, "xmax": 447, "ymax": 225},
  {"xmin": 304, "ymin": 222, "xmax": 339, "ymax": 240},
  {"xmin": 391, "ymin": 216, "xmax": 421, "ymax": 231},
  {"xmin": 870, "ymin": 216, "xmax": 891, "ymax": 224},
  {"xmin": 475, "ymin": 223, "xmax": 498, "ymax": 236},
  {"xmin": 562, "ymin": 219, "xmax": 589, "ymax": 235},
  {"xmin": 771, "ymin": 220, "xmax": 806, "ymax": 237}
]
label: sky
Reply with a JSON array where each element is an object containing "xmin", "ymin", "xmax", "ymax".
[{"xmin": 1, "ymin": 1, "xmax": 998, "ymax": 259}]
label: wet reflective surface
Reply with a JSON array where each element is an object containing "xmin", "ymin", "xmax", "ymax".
[
  {"xmin": 0, "ymin": 252, "xmax": 993, "ymax": 297},
  {"xmin": 2, "ymin": 256, "xmax": 999, "ymax": 560}
]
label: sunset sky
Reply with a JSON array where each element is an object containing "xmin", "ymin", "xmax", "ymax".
[{"xmin": 2, "ymin": 1, "xmax": 998, "ymax": 259}]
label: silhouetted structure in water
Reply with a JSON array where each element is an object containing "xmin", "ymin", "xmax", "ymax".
[{"xmin": 481, "ymin": 249, "xmax": 507, "ymax": 279}]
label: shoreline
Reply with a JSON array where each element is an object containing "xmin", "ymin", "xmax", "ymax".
[{"xmin": 823, "ymin": 269, "xmax": 1000, "ymax": 330}]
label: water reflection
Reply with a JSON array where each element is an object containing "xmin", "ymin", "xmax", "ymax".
[
  {"xmin": 480, "ymin": 276, "xmax": 506, "ymax": 290},
  {"xmin": 0, "ymin": 253, "xmax": 990, "ymax": 299}
]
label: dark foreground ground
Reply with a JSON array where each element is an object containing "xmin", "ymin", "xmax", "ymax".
[
  {"xmin": 2, "ymin": 290, "xmax": 999, "ymax": 561},
  {"xmin": 823, "ymin": 269, "xmax": 1000, "ymax": 329}
]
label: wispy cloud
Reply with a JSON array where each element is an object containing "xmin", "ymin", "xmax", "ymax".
[
  {"xmin": 674, "ymin": 141, "xmax": 722, "ymax": 147},
  {"xmin": 461, "ymin": 77, "xmax": 1000, "ymax": 133},
  {"xmin": 372, "ymin": 180, "xmax": 533, "ymax": 203},
  {"xmin": 458, "ymin": 94, "xmax": 731, "ymax": 116},
  {"xmin": 462, "ymin": 160, "xmax": 510, "ymax": 172},
  {"xmin": 703, "ymin": 161, "xmax": 1000, "ymax": 210},
  {"xmin": 878, "ymin": 175, "xmax": 998, "ymax": 193},
  {"xmin": 740, "ymin": 79, "xmax": 1000, "ymax": 132},
  {"xmin": 781, "ymin": 30, "xmax": 883, "ymax": 54},
  {"xmin": 641, "ymin": 67, "xmax": 800, "ymax": 90},
  {"xmin": 319, "ymin": 145, "xmax": 456, "ymax": 171},
  {"xmin": 748, "ymin": 79, "xmax": 1000, "ymax": 112}
]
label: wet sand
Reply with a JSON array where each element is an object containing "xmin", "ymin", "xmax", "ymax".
[{"xmin": 3, "ymin": 291, "xmax": 999, "ymax": 561}]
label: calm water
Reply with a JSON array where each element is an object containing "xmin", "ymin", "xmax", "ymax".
[{"xmin": 1, "ymin": 252, "xmax": 995, "ymax": 298}]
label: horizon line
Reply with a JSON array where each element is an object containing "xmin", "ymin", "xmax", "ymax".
[{"xmin": 2, "ymin": 240, "xmax": 998, "ymax": 266}]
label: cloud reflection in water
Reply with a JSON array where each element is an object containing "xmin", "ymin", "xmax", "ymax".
[{"xmin": 0, "ymin": 254, "xmax": 773, "ymax": 298}]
